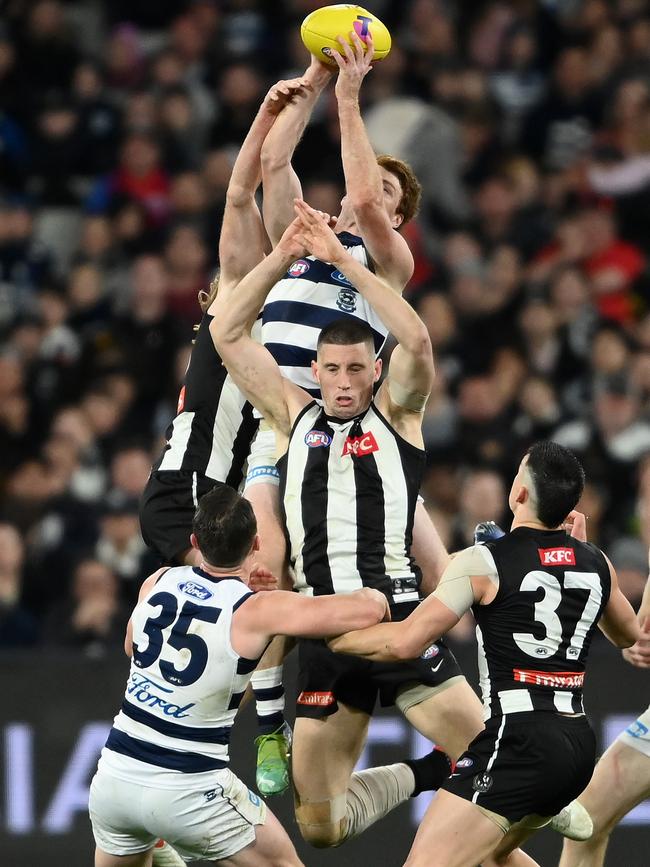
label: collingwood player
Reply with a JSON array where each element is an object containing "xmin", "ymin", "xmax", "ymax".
[
  {"xmin": 89, "ymin": 483, "xmax": 390, "ymax": 867},
  {"xmin": 211, "ymin": 201, "xmax": 485, "ymax": 849},
  {"xmin": 330, "ymin": 442, "xmax": 640, "ymax": 867}
]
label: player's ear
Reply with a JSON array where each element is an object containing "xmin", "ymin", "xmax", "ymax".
[
  {"xmin": 374, "ymin": 358, "xmax": 382, "ymax": 381},
  {"xmin": 515, "ymin": 484, "xmax": 528, "ymax": 505},
  {"xmin": 190, "ymin": 532, "xmax": 199, "ymax": 551},
  {"xmin": 311, "ymin": 359, "xmax": 321, "ymax": 382},
  {"xmin": 252, "ymin": 534, "xmax": 260, "ymax": 553},
  {"xmin": 392, "ymin": 212, "xmax": 404, "ymax": 229}
]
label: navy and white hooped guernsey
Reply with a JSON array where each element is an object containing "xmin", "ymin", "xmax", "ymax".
[
  {"xmin": 261, "ymin": 232, "xmax": 389, "ymax": 397},
  {"xmin": 99, "ymin": 566, "xmax": 257, "ymax": 786}
]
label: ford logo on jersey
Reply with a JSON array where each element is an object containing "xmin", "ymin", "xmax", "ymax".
[
  {"xmin": 289, "ymin": 259, "xmax": 310, "ymax": 277},
  {"xmin": 178, "ymin": 581, "xmax": 213, "ymax": 601},
  {"xmin": 305, "ymin": 430, "xmax": 332, "ymax": 448},
  {"xmin": 331, "ymin": 269, "xmax": 352, "ymax": 286}
]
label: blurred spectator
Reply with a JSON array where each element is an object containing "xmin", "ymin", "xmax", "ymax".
[
  {"xmin": 450, "ymin": 469, "xmax": 508, "ymax": 551},
  {"xmin": 0, "ymin": 523, "xmax": 38, "ymax": 647},
  {"xmin": 42, "ymin": 557, "xmax": 130, "ymax": 655}
]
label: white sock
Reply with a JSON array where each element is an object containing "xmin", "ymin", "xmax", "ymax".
[{"xmin": 344, "ymin": 763, "xmax": 415, "ymax": 840}]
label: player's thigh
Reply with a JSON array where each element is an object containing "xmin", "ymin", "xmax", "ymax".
[
  {"xmin": 95, "ymin": 850, "xmax": 153, "ymax": 867},
  {"xmin": 404, "ymin": 677, "xmax": 485, "ymax": 759},
  {"xmin": 292, "ymin": 703, "xmax": 371, "ymax": 800},
  {"xmin": 405, "ymin": 789, "xmax": 504, "ymax": 867},
  {"xmin": 577, "ymin": 737, "xmax": 650, "ymax": 832},
  {"xmin": 216, "ymin": 808, "xmax": 302, "ymax": 867}
]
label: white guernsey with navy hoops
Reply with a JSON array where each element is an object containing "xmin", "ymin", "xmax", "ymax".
[
  {"xmin": 98, "ymin": 565, "xmax": 258, "ymax": 785},
  {"xmin": 261, "ymin": 232, "xmax": 389, "ymax": 397},
  {"xmin": 246, "ymin": 232, "xmax": 391, "ymax": 490}
]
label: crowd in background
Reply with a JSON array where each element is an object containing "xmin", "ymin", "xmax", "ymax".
[{"xmin": 2, "ymin": 0, "xmax": 650, "ymax": 651}]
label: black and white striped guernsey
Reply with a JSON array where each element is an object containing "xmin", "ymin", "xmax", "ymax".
[
  {"xmin": 278, "ymin": 400, "xmax": 424, "ymax": 612},
  {"xmin": 154, "ymin": 314, "xmax": 259, "ymax": 487},
  {"xmin": 474, "ymin": 528, "xmax": 611, "ymax": 718},
  {"xmin": 262, "ymin": 232, "xmax": 389, "ymax": 396}
]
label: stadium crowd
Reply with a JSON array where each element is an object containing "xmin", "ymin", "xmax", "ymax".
[{"xmin": 2, "ymin": 0, "xmax": 650, "ymax": 650}]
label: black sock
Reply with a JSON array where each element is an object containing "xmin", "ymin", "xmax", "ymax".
[{"xmin": 404, "ymin": 748, "xmax": 453, "ymax": 797}]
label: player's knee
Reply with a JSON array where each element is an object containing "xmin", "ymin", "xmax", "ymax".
[
  {"xmin": 295, "ymin": 798, "xmax": 348, "ymax": 848},
  {"xmin": 296, "ymin": 818, "xmax": 347, "ymax": 848}
]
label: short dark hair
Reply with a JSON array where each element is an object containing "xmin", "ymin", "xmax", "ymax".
[
  {"xmin": 192, "ymin": 484, "xmax": 257, "ymax": 568},
  {"xmin": 317, "ymin": 318, "xmax": 375, "ymax": 353},
  {"xmin": 526, "ymin": 442, "xmax": 585, "ymax": 528}
]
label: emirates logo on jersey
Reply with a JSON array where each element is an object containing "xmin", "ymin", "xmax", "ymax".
[
  {"xmin": 342, "ymin": 431, "xmax": 379, "ymax": 457},
  {"xmin": 289, "ymin": 259, "xmax": 310, "ymax": 277},
  {"xmin": 297, "ymin": 690, "xmax": 335, "ymax": 706},
  {"xmin": 513, "ymin": 668, "xmax": 584, "ymax": 689},
  {"xmin": 538, "ymin": 547, "xmax": 576, "ymax": 566}
]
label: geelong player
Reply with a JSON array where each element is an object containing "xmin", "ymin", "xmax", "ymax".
[
  {"xmin": 89, "ymin": 483, "xmax": 390, "ymax": 867},
  {"xmin": 330, "ymin": 442, "xmax": 640, "ymax": 867},
  {"xmin": 211, "ymin": 202, "xmax": 485, "ymax": 849},
  {"xmin": 559, "ymin": 562, "xmax": 650, "ymax": 867},
  {"xmin": 241, "ymin": 33, "xmax": 449, "ymax": 795},
  {"xmin": 138, "ymin": 78, "xmax": 309, "ymax": 799}
]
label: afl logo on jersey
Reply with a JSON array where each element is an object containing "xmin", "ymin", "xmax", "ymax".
[
  {"xmin": 305, "ymin": 430, "xmax": 332, "ymax": 448},
  {"xmin": 336, "ymin": 287, "xmax": 357, "ymax": 313},
  {"xmin": 178, "ymin": 581, "xmax": 214, "ymax": 601},
  {"xmin": 420, "ymin": 644, "xmax": 440, "ymax": 660},
  {"xmin": 289, "ymin": 259, "xmax": 310, "ymax": 277}
]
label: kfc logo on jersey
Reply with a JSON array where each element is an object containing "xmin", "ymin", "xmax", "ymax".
[
  {"xmin": 342, "ymin": 431, "xmax": 379, "ymax": 457},
  {"xmin": 538, "ymin": 547, "xmax": 576, "ymax": 566},
  {"xmin": 305, "ymin": 430, "xmax": 332, "ymax": 448},
  {"xmin": 289, "ymin": 259, "xmax": 310, "ymax": 277}
]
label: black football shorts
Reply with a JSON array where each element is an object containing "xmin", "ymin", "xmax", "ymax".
[{"xmin": 443, "ymin": 710, "xmax": 596, "ymax": 822}]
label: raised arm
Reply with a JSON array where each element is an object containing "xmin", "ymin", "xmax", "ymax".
[
  {"xmin": 218, "ymin": 78, "xmax": 310, "ymax": 292},
  {"xmin": 294, "ymin": 200, "xmax": 433, "ymax": 429},
  {"xmin": 261, "ymin": 59, "xmax": 334, "ymax": 245},
  {"xmin": 332, "ymin": 33, "xmax": 414, "ymax": 289},
  {"xmin": 210, "ymin": 220, "xmax": 311, "ymax": 436}
]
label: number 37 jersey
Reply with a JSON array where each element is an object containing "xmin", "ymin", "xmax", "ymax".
[
  {"xmin": 100, "ymin": 566, "xmax": 257, "ymax": 786},
  {"xmin": 474, "ymin": 528, "xmax": 611, "ymax": 719}
]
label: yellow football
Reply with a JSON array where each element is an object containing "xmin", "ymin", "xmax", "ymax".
[{"xmin": 301, "ymin": 4, "xmax": 391, "ymax": 65}]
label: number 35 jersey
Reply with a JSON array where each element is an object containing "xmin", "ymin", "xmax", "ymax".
[
  {"xmin": 100, "ymin": 566, "xmax": 256, "ymax": 786},
  {"xmin": 473, "ymin": 528, "xmax": 611, "ymax": 719}
]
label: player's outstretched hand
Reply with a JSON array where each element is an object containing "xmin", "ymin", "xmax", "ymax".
[
  {"xmin": 247, "ymin": 564, "xmax": 279, "ymax": 593},
  {"xmin": 622, "ymin": 616, "xmax": 650, "ymax": 667},
  {"xmin": 276, "ymin": 215, "xmax": 308, "ymax": 260},
  {"xmin": 332, "ymin": 31, "xmax": 374, "ymax": 101},
  {"xmin": 564, "ymin": 510, "xmax": 587, "ymax": 542},
  {"xmin": 293, "ymin": 198, "xmax": 346, "ymax": 264},
  {"xmin": 263, "ymin": 77, "xmax": 312, "ymax": 116}
]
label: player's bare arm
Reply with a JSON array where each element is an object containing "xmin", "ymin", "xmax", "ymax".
[
  {"xmin": 622, "ymin": 555, "xmax": 650, "ymax": 667},
  {"xmin": 293, "ymin": 199, "xmax": 433, "ymax": 443},
  {"xmin": 332, "ymin": 32, "xmax": 414, "ymax": 289},
  {"xmin": 598, "ymin": 555, "xmax": 641, "ymax": 648},
  {"xmin": 210, "ymin": 220, "xmax": 311, "ymax": 440},
  {"xmin": 215, "ymin": 77, "xmax": 311, "ymax": 295},
  {"xmin": 329, "ymin": 546, "xmax": 495, "ymax": 661},
  {"xmin": 123, "ymin": 567, "xmax": 169, "ymax": 657},
  {"xmin": 231, "ymin": 587, "xmax": 389, "ymax": 661},
  {"xmin": 261, "ymin": 59, "xmax": 334, "ymax": 245}
]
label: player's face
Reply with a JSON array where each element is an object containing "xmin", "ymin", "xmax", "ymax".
[
  {"xmin": 313, "ymin": 342, "xmax": 381, "ymax": 419},
  {"xmin": 339, "ymin": 168, "xmax": 404, "ymax": 229},
  {"xmin": 379, "ymin": 168, "xmax": 404, "ymax": 228}
]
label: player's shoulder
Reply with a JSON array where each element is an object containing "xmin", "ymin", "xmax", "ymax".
[{"xmin": 447, "ymin": 544, "xmax": 499, "ymax": 579}]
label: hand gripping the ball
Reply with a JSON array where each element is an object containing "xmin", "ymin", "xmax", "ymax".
[{"xmin": 332, "ymin": 30, "xmax": 375, "ymax": 101}]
